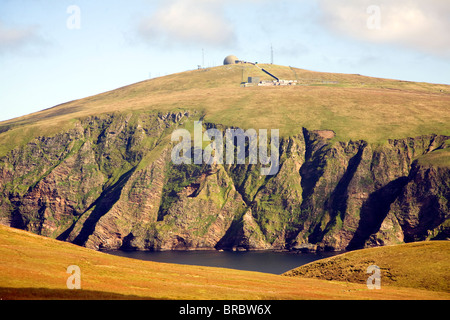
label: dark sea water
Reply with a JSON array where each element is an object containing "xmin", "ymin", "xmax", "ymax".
[{"xmin": 104, "ymin": 250, "xmax": 340, "ymax": 274}]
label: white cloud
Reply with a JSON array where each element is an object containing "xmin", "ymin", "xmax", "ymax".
[
  {"xmin": 0, "ymin": 21, "xmax": 46, "ymax": 54},
  {"xmin": 138, "ymin": 0, "xmax": 236, "ymax": 47},
  {"xmin": 317, "ymin": 0, "xmax": 450, "ymax": 58}
]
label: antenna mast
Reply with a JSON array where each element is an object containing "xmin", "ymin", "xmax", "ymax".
[
  {"xmin": 202, "ymin": 48, "xmax": 205, "ymax": 68},
  {"xmin": 271, "ymin": 44, "xmax": 274, "ymax": 64}
]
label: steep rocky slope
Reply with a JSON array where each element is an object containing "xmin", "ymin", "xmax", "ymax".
[{"xmin": 1, "ymin": 109, "xmax": 448, "ymax": 251}]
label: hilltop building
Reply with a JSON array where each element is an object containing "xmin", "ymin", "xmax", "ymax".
[
  {"xmin": 223, "ymin": 55, "xmax": 246, "ymax": 65},
  {"xmin": 223, "ymin": 55, "xmax": 297, "ymax": 86}
]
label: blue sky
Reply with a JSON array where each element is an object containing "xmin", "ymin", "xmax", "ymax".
[{"xmin": 1, "ymin": 0, "xmax": 449, "ymax": 122}]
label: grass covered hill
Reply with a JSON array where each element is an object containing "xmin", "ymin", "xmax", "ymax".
[
  {"xmin": 284, "ymin": 240, "xmax": 450, "ymax": 293},
  {"xmin": 0, "ymin": 225, "xmax": 449, "ymax": 300},
  {"xmin": 1, "ymin": 64, "xmax": 449, "ymax": 158}
]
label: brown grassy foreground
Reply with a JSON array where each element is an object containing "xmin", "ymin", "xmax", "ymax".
[
  {"xmin": 0, "ymin": 225, "xmax": 448, "ymax": 300},
  {"xmin": 284, "ymin": 241, "xmax": 450, "ymax": 293}
]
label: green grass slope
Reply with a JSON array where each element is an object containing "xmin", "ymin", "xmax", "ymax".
[
  {"xmin": 1, "ymin": 225, "xmax": 449, "ymax": 300},
  {"xmin": 284, "ymin": 241, "xmax": 450, "ymax": 293},
  {"xmin": 1, "ymin": 64, "xmax": 449, "ymax": 160}
]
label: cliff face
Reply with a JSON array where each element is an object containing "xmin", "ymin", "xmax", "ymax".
[{"xmin": 0, "ymin": 111, "xmax": 448, "ymax": 251}]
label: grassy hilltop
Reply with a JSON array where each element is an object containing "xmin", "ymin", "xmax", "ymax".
[{"xmin": 1, "ymin": 64, "xmax": 449, "ymax": 159}]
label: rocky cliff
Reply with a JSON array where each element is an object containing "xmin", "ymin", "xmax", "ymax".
[{"xmin": 0, "ymin": 111, "xmax": 448, "ymax": 251}]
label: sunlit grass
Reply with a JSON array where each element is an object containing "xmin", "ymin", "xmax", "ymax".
[
  {"xmin": 1, "ymin": 225, "xmax": 449, "ymax": 300},
  {"xmin": 284, "ymin": 241, "xmax": 450, "ymax": 293},
  {"xmin": 1, "ymin": 64, "xmax": 448, "ymax": 159}
]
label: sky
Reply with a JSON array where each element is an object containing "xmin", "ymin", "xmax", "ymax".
[{"xmin": 0, "ymin": 0, "xmax": 449, "ymax": 122}]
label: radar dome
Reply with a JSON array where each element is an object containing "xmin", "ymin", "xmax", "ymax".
[{"xmin": 223, "ymin": 55, "xmax": 238, "ymax": 65}]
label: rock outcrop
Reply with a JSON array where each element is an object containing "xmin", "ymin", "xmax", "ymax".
[{"xmin": 0, "ymin": 111, "xmax": 448, "ymax": 251}]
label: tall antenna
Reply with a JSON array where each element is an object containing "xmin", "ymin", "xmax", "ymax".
[{"xmin": 271, "ymin": 44, "xmax": 274, "ymax": 64}]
